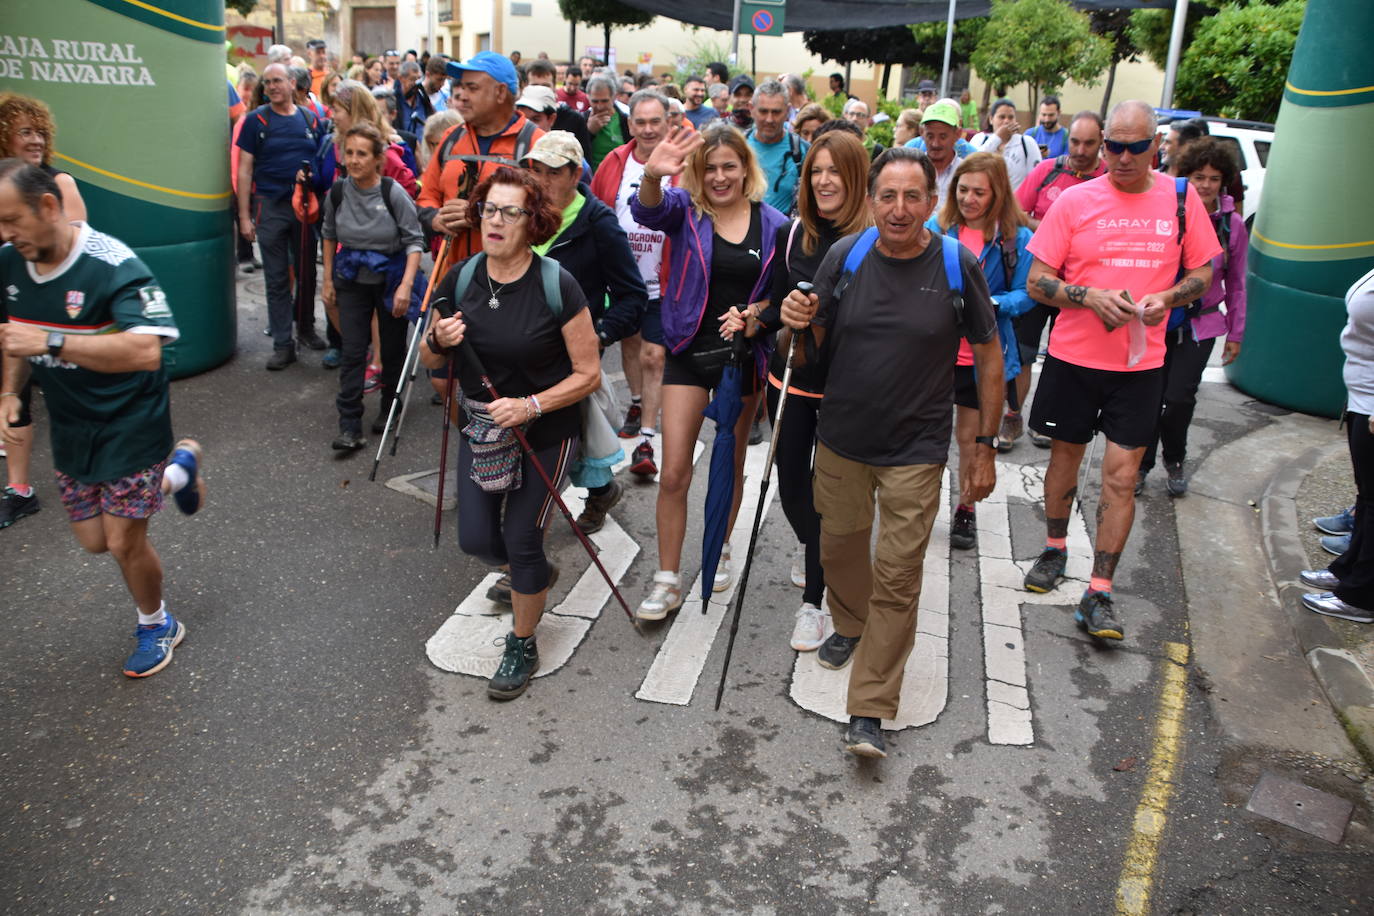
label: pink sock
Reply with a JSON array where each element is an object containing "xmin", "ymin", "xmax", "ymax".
[
  {"xmin": 1046, "ymin": 537, "xmax": 1067, "ymax": 551},
  {"xmin": 1089, "ymin": 577, "xmax": 1112, "ymax": 594}
]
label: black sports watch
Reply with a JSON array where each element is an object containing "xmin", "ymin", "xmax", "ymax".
[
  {"xmin": 46, "ymin": 331, "xmax": 65, "ymax": 359},
  {"xmin": 974, "ymin": 435, "xmax": 1000, "ymax": 450}
]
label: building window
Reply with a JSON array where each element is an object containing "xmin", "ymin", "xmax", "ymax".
[
  {"xmin": 477, "ymin": 32, "xmax": 491, "ymax": 53},
  {"xmin": 511, "ymin": 2, "xmax": 532, "ymax": 15}
]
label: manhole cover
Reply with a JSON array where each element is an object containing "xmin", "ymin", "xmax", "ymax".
[
  {"xmin": 1245, "ymin": 771, "xmax": 1353, "ymax": 843},
  {"xmin": 387, "ymin": 468, "xmax": 458, "ymax": 509}
]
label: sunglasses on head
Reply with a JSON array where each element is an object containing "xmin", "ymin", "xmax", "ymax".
[{"xmin": 1104, "ymin": 137, "xmax": 1153, "ymax": 155}]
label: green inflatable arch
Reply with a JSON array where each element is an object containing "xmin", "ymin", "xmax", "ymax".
[
  {"xmin": 0, "ymin": 0, "xmax": 235, "ymax": 378},
  {"xmin": 1228, "ymin": 0, "xmax": 1374, "ymax": 417}
]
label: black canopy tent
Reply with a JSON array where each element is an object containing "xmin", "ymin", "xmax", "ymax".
[{"xmin": 612, "ymin": 0, "xmax": 1162, "ymax": 32}]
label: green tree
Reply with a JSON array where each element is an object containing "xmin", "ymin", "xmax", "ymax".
[
  {"xmin": 557, "ymin": 0, "xmax": 655, "ymax": 66},
  {"xmin": 906, "ymin": 16, "xmax": 987, "ymax": 78},
  {"xmin": 1126, "ymin": 2, "xmax": 1218, "ymax": 70},
  {"xmin": 802, "ymin": 27, "xmax": 921, "ymax": 95},
  {"xmin": 1176, "ymin": 0, "xmax": 1304, "ymax": 121},
  {"xmin": 1089, "ymin": 10, "xmax": 1141, "ymax": 115},
  {"xmin": 971, "ymin": 0, "xmax": 1111, "ymax": 113},
  {"xmin": 226, "ymin": 0, "xmax": 256, "ymax": 16}
]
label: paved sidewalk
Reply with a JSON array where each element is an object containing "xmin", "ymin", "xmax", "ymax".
[{"xmin": 1179, "ymin": 389, "xmax": 1374, "ymax": 813}]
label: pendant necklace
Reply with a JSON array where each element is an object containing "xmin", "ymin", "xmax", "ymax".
[{"xmin": 485, "ymin": 274, "xmax": 507, "ymax": 310}]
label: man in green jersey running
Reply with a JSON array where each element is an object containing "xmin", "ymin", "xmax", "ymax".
[{"xmin": 0, "ymin": 160, "xmax": 206, "ymax": 678}]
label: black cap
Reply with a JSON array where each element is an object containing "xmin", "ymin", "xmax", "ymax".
[{"xmin": 728, "ymin": 74, "xmax": 754, "ymax": 94}]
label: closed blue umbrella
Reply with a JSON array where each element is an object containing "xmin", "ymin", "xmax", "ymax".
[{"xmin": 699, "ymin": 335, "xmax": 751, "ymax": 614}]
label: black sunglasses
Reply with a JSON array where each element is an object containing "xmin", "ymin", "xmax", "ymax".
[{"xmin": 1104, "ymin": 137, "xmax": 1153, "ymax": 155}]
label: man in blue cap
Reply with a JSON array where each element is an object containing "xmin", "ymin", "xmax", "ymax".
[{"xmin": 417, "ymin": 51, "xmax": 545, "ymax": 261}]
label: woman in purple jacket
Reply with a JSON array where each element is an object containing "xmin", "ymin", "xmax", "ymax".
[
  {"xmin": 1139, "ymin": 137, "xmax": 1247, "ymax": 496},
  {"xmin": 629, "ymin": 123, "xmax": 788, "ymax": 620}
]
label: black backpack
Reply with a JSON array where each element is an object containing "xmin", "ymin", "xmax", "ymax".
[
  {"xmin": 251, "ymin": 104, "xmax": 321, "ymax": 150},
  {"xmin": 329, "ymin": 176, "xmax": 400, "ymax": 235}
]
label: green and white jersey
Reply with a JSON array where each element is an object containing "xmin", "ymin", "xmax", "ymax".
[{"xmin": 1, "ymin": 223, "xmax": 178, "ymax": 483}]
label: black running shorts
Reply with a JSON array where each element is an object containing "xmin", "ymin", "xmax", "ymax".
[
  {"xmin": 953, "ymin": 365, "xmax": 979, "ymax": 410},
  {"xmin": 1028, "ymin": 354, "xmax": 1164, "ymax": 448}
]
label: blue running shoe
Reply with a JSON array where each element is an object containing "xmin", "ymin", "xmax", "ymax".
[
  {"xmin": 123, "ymin": 613, "xmax": 186, "ymax": 678},
  {"xmin": 1321, "ymin": 533, "xmax": 1352, "ymax": 557},
  {"xmin": 1314, "ymin": 506, "xmax": 1355, "ymax": 536},
  {"xmin": 168, "ymin": 439, "xmax": 204, "ymax": 515}
]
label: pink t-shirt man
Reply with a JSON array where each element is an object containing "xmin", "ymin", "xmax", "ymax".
[
  {"xmin": 1015, "ymin": 157, "xmax": 1107, "ymax": 222},
  {"xmin": 1026, "ymin": 172, "xmax": 1221, "ymax": 372}
]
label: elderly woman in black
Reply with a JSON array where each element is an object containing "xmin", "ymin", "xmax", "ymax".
[{"xmin": 421, "ymin": 167, "xmax": 601, "ymax": 700}]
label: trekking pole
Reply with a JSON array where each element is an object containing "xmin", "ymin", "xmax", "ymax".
[
  {"xmin": 294, "ymin": 160, "xmax": 314, "ymax": 338},
  {"xmin": 433, "ymin": 357, "xmax": 457, "ymax": 548},
  {"xmin": 714, "ymin": 282, "xmax": 812, "ymax": 710},
  {"xmin": 369, "ymin": 238, "xmax": 454, "ymax": 481},
  {"xmin": 454, "ymin": 336, "xmax": 641, "ymax": 631}
]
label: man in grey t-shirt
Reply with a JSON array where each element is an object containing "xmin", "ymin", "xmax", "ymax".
[{"xmin": 781, "ymin": 148, "xmax": 1003, "ymax": 759}]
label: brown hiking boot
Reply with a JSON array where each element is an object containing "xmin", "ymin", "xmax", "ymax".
[{"xmin": 576, "ymin": 479, "xmax": 624, "ymax": 534}]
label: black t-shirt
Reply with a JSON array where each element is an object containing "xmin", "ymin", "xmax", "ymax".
[
  {"xmin": 812, "ymin": 232, "xmax": 997, "ymax": 467},
  {"xmin": 762, "ymin": 217, "xmax": 843, "ymax": 394},
  {"xmin": 435, "ymin": 254, "xmax": 589, "ymax": 450},
  {"xmin": 689, "ymin": 203, "xmax": 764, "ymax": 357}
]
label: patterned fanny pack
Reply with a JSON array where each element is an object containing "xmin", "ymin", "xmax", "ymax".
[{"xmin": 460, "ymin": 396, "xmax": 524, "ymax": 493}]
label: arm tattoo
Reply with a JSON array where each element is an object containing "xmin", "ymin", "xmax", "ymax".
[
  {"xmin": 1092, "ymin": 550, "xmax": 1123, "ymax": 580},
  {"xmin": 1035, "ymin": 276, "xmax": 1061, "ymax": 301},
  {"xmin": 1046, "ymin": 516, "xmax": 1070, "ymax": 539},
  {"xmin": 1065, "ymin": 284, "xmax": 1088, "ymax": 305},
  {"xmin": 1170, "ymin": 277, "xmax": 1205, "ymax": 305}
]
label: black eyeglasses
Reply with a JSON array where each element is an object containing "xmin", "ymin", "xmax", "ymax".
[
  {"xmin": 477, "ymin": 203, "xmax": 531, "ymax": 223},
  {"xmin": 1104, "ymin": 137, "xmax": 1153, "ymax": 155}
]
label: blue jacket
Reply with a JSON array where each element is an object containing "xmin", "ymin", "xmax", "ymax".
[
  {"xmin": 926, "ymin": 219, "xmax": 1034, "ymax": 380},
  {"xmin": 630, "ymin": 186, "xmax": 789, "ymax": 371},
  {"xmin": 334, "ymin": 248, "xmax": 428, "ymax": 321}
]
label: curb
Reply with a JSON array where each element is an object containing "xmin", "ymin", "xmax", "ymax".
[{"xmin": 1261, "ymin": 439, "xmax": 1374, "ymax": 769}]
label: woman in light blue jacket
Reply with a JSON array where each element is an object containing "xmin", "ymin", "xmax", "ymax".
[{"xmin": 926, "ymin": 152, "xmax": 1034, "ymax": 551}]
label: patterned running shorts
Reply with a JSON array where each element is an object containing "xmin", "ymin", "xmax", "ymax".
[{"xmin": 55, "ymin": 460, "xmax": 167, "ymax": 522}]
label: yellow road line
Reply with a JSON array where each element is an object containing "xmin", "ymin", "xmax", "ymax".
[
  {"xmin": 111, "ymin": 0, "xmax": 224, "ymax": 31},
  {"xmin": 1285, "ymin": 80, "xmax": 1374, "ymax": 97},
  {"xmin": 1115, "ymin": 641, "xmax": 1190, "ymax": 916},
  {"xmin": 1252, "ymin": 229, "xmax": 1374, "ymax": 252},
  {"xmin": 53, "ymin": 152, "xmax": 231, "ymax": 201}
]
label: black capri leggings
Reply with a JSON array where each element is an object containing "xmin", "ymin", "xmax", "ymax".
[
  {"xmin": 766, "ymin": 384, "xmax": 824, "ymax": 607},
  {"xmin": 456, "ymin": 435, "xmax": 578, "ymax": 595}
]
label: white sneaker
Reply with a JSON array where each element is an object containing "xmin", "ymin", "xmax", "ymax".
[
  {"xmin": 790, "ymin": 546, "xmax": 806, "ymax": 589},
  {"xmin": 791, "ymin": 602, "xmax": 829, "ymax": 651},
  {"xmin": 712, "ymin": 542, "xmax": 733, "ymax": 593},
  {"xmin": 637, "ymin": 570, "xmax": 683, "ymax": 621}
]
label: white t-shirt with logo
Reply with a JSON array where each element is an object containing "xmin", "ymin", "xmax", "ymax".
[{"xmin": 615, "ymin": 153, "xmax": 666, "ymax": 300}]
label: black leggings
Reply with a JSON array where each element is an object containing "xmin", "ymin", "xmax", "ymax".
[
  {"xmin": 1330, "ymin": 413, "xmax": 1374, "ymax": 609},
  {"xmin": 334, "ymin": 277, "xmax": 408, "ymax": 433},
  {"xmin": 1141, "ymin": 328, "xmax": 1216, "ymax": 473},
  {"xmin": 457, "ymin": 435, "xmax": 577, "ymax": 595},
  {"xmin": 766, "ymin": 384, "xmax": 824, "ymax": 606}
]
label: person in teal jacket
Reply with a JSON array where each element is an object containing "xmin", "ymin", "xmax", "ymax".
[{"xmin": 926, "ymin": 152, "xmax": 1034, "ymax": 551}]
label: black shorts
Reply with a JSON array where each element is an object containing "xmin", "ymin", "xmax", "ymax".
[
  {"xmin": 953, "ymin": 365, "xmax": 979, "ymax": 409},
  {"xmin": 9, "ymin": 380, "xmax": 33, "ymax": 428},
  {"xmin": 663, "ymin": 347, "xmax": 762, "ymax": 394},
  {"xmin": 640, "ymin": 298, "xmax": 663, "ymax": 346},
  {"xmin": 1028, "ymin": 354, "xmax": 1164, "ymax": 448},
  {"xmin": 1014, "ymin": 303, "xmax": 1058, "ymax": 367}
]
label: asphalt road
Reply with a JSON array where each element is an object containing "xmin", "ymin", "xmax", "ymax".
[{"xmin": 2, "ymin": 272, "xmax": 1371, "ymax": 914}]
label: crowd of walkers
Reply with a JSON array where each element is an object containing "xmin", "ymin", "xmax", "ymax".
[{"xmin": 3, "ymin": 37, "xmax": 1368, "ymax": 761}]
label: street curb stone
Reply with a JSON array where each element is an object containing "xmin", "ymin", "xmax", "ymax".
[{"xmin": 1262, "ymin": 439, "xmax": 1374, "ymax": 770}]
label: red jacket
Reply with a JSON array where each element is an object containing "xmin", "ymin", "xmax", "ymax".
[{"xmin": 589, "ymin": 141, "xmax": 679, "ymax": 210}]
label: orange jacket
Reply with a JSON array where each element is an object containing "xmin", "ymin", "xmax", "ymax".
[{"xmin": 417, "ymin": 112, "xmax": 544, "ymax": 261}]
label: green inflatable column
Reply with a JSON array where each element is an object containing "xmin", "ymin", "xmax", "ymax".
[
  {"xmin": 1228, "ymin": 0, "xmax": 1374, "ymax": 417},
  {"xmin": 0, "ymin": 0, "xmax": 235, "ymax": 378}
]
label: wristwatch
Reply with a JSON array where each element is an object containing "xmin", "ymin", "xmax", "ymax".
[
  {"xmin": 46, "ymin": 331, "xmax": 65, "ymax": 359},
  {"xmin": 974, "ymin": 435, "xmax": 1000, "ymax": 450}
]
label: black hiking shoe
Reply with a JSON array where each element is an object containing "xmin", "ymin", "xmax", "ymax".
[
  {"xmin": 488, "ymin": 632, "xmax": 539, "ymax": 700},
  {"xmin": 331, "ymin": 430, "xmax": 366, "ymax": 451},
  {"xmin": 0, "ymin": 486, "xmax": 40, "ymax": 529},
  {"xmin": 817, "ymin": 631, "xmax": 861, "ymax": 670},
  {"xmin": 266, "ymin": 346, "xmax": 297, "ymax": 371},
  {"xmin": 845, "ymin": 716, "xmax": 887, "ymax": 758},
  {"xmin": 1023, "ymin": 547, "xmax": 1067, "ymax": 593},
  {"xmin": 1076, "ymin": 590, "xmax": 1124, "ymax": 642},
  {"xmin": 950, "ymin": 506, "xmax": 976, "ymax": 550}
]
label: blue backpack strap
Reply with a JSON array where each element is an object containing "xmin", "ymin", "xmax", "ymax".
[
  {"xmin": 835, "ymin": 226, "xmax": 880, "ymax": 300},
  {"xmin": 939, "ymin": 233, "xmax": 965, "ymax": 328},
  {"xmin": 1167, "ymin": 176, "xmax": 1191, "ymax": 329},
  {"xmin": 538, "ymin": 255, "xmax": 563, "ymax": 317}
]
